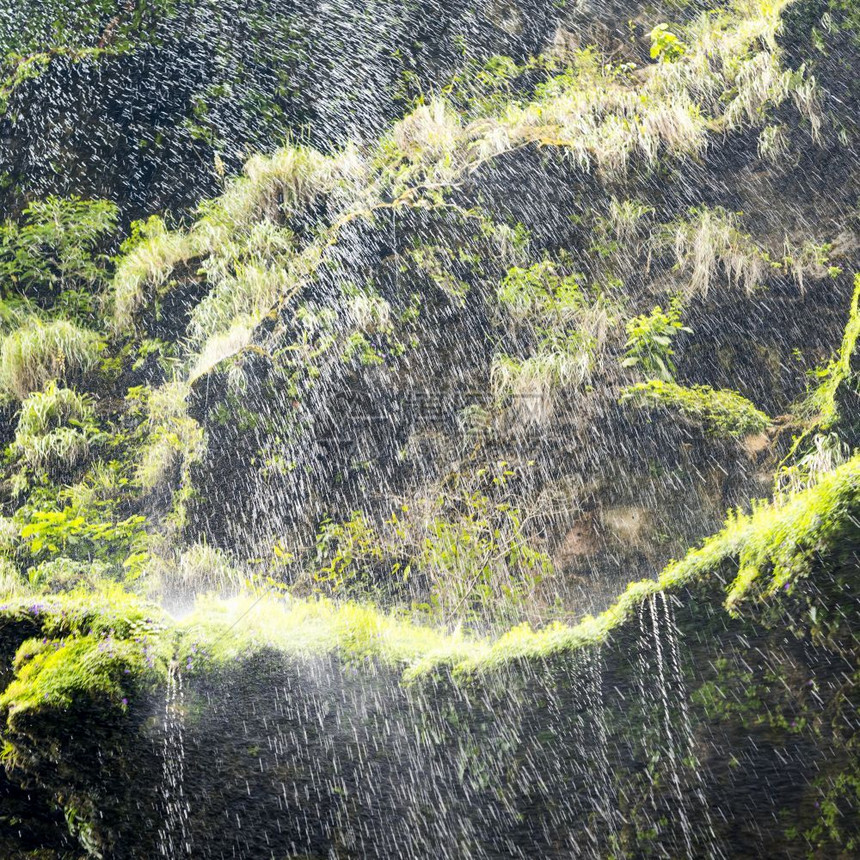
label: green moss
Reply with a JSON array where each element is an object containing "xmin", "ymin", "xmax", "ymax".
[
  {"xmin": 0, "ymin": 585, "xmax": 168, "ymax": 739},
  {"xmin": 175, "ymin": 593, "xmax": 478, "ymax": 674},
  {"xmin": 0, "ymin": 448, "xmax": 854, "ymax": 700},
  {"xmin": 0, "ymin": 634, "xmax": 152, "ymax": 718},
  {"xmin": 620, "ymin": 379, "xmax": 772, "ymax": 436},
  {"xmin": 0, "ymin": 584, "xmax": 167, "ymax": 640},
  {"xmin": 800, "ymin": 274, "xmax": 860, "ymax": 430},
  {"xmin": 723, "ymin": 456, "xmax": 860, "ymax": 610}
]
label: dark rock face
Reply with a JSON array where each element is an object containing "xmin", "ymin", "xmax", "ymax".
[{"xmin": 0, "ymin": 0, "xmax": 560, "ymax": 220}]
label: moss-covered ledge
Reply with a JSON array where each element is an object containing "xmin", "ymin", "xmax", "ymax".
[{"xmin": 2, "ymin": 452, "xmax": 856, "ymax": 701}]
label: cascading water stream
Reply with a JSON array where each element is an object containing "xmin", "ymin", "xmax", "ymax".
[
  {"xmin": 583, "ymin": 645, "xmax": 617, "ymax": 851},
  {"xmin": 0, "ymin": 0, "xmax": 856, "ymax": 856},
  {"xmin": 643, "ymin": 591, "xmax": 695, "ymax": 856},
  {"xmin": 157, "ymin": 661, "xmax": 192, "ymax": 858},
  {"xmin": 658, "ymin": 591, "xmax": 721, "ymax": 857}
]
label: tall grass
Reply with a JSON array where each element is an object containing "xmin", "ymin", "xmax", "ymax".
[
  {"xmin": 673, "ymin": 207, "xmax": 767, "ymax": 297},
  {"xmin": 0, "ymin": 320, "xmax": 101, "ymax": 399},
  {"xmin": 11, "ymin": 382, "xmax": 98, "ymax": 478}
]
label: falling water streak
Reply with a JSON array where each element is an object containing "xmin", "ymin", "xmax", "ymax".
[
  {"xmin": 157, "ymin": 663, "xmax": 192, "ymax": 858},
  {"xmin": 648, "ymin": 593, "xmax": 694, "ymax": 857},
  {"xmin": 586, "ymin": 645, "xmax": 617, "ymax": 851},
  {"xmin": 659, "ymin": 591, "xmax": 722, "ymax": 858},
  {"xmin": 636, "ymin": 602, "xmax": 657, "ymax": 813}
]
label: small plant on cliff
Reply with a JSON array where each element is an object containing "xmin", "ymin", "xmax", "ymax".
[
  {"xmin": 491, "ymin": 335, "xmax": 597, "ymax": 424},
  {"xmin": 417, "ymin": 490, "xmax": 551, "ymax": 624},
  {"xmin": 496, "ymin": 261, "xmax": 586, "ymax": 323},
  {"xmin": 650, "ymin": 24, "xmax": 687, "ymax": 62},
  {"xmin": 673, "ymin": 207, "xmax": 767, "ymax": 297},
  {"xmin": 0, "ymin": 196, "xmax": 117, "ymax": 303},
  {"xmin": 621, "ymin": 299, "xmax": 691, "ymax": 382},
  {"xmin": 313, "ymin": 511, "xmax": 405, "ymax": 596},
  {"xmin": 787, "ymin": 275, "xmax": 860, "ymax": 453},
  {"xmin": 9, "ymin": 382, "xmax": 101, "ymax": 491}
]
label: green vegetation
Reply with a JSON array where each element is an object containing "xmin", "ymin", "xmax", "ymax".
[
  {"xmin": 0, "ymin": 1, "xmax": 179, "ymax": 56},
  {"xmin": 0, "ymin": 585, "xmax": 168, "ymax": 737},
  {"xmin": 799, "ymin": 275, "xmax": 860, "ymax": 430},
  {"xmin": 496, "ymin": 261, "xmax": 586, "ymax": 321},
  {"xmin": 20, "ymin": 507, "xmax": 148, "ymax": 571},
  {"xmin": 621, "ymin": 300, "xmax": 691, "ymax": 382},
  {"xmin": 0, "ymin": 196, "xmax": 117, "ymax": 303},
  {"xmin": 0, "ymin": 320, "xmax": 101, "ymax": 399},
  {"xmin": 650, "ymin": 24, "xmax": 687, "ymax": 62},
  {"xmin": 9, "ymin": 382, "xmax": 100, "ymax": 491},
  {"xmin": 134, "ymin": 382, "xmax": 204, "ymax": 527},
  {"xmin": 491, "ymin": 339, "xmax": 597, "ymax": 421},
  {"xmin": 308, "ymin": 479, "xmax": 551, "ymax": 624},
  {"xmin": 2, "ymin": 634, "xmax": 147, "ymax": 717},
  {"xmin": 111, "ymin": 215, "xmax": 197, "ymax": 333},
  {"xmin": 621, "ymin": 379, "xmax": 771, "ymax": 436},
  {"xmin": 0, "ymin": 0, "xmax": 857, "ymax": 853},
  {"xmin": 3, "ymin": 444, "xmax": 856, "ymax": 689},
  {"xmin": 672, "ymin": 207, "xmax": 767, "ymax": 297}
]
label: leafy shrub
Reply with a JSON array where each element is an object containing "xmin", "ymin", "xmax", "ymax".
[
  {"xmin": 650, "ymin": 24, "xmax": 687, "ymax": 61},
  {"xmin": 0, "ymin": 196, "xmax": 117, "ymax": 301},
  {"xmin": 311, "ymin": 480, "xmax": 551, "ymax": 624},
  {"xmin": 497, "ymin": 261, "xmax": 586, "ymax": 322},
  {"xmin": 19, "ymin": 508, "xmax": 147, "ymax": 571},
  {"xmin": 621, "ymin": 299, "xmax": 691, "ymax": 381},
  {"xmin": 442, "ymin": 53, "xmax": 524, "ymax": 118},
  {"xmin": 0, "ymin": 320, "xmax": 101, "ymax": 399},
  {"xmin": 416, "ymin": 491, "xmax": 551, "ymax": 623},
  {"xmin": 313, "ymin": 511, "xmax": 404, "ymax": 595}
]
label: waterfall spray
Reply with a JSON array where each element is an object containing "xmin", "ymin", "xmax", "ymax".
[{"xmin": 158, "ymin": 661, "xmax": 192, "ymax": 858}]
